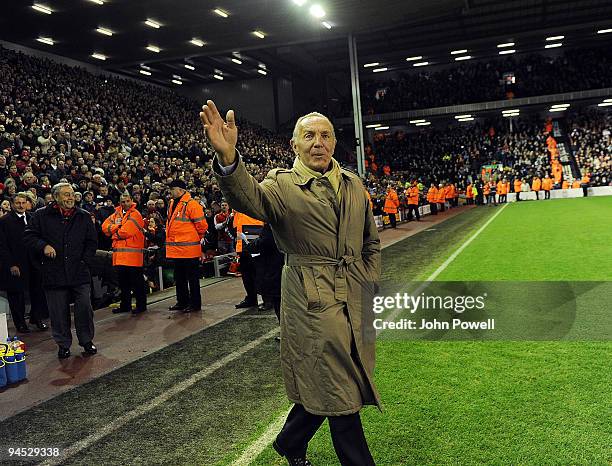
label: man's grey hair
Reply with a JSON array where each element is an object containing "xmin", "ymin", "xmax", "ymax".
[
  {"xmin": 51, "ymin": 182, "xmax": 73, "ymax": 199},
  {"xmin": 291, "ymin": 112, "xmax": 336, "ymax": 142}
]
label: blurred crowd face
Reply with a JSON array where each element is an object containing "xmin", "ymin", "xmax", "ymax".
[
  {"xmin": 0, "ymin": 199, "xmax": 10, "ymax": 214},
  {"xmin": 291, "ymin": 115, "xmax": 336, "ymax": 174},
  {"xmin": 12, "ymin": 195, "xmax": 27, "ymax": 214},
  {"xmin": 120, "ymin": 194, "xmax": 133, "ymax": 211}
]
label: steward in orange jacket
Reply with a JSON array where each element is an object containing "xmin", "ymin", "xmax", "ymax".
[
  {"xmin": 233, "ymin": 211, "xmax": 264, "ymax": 308},
  {"xmin": 531, "ymin": 176, "xmax": 541, "ymax": 200},
  {"xmin": 406, "ymin": 182, "xmax": 420, "ymax": 221},
  {"xmin": 541, "ymin": 175, "xmax": 553, "ymax": 200},
  {"xmin": 466, "ymin": 183, "xmax": 473, "ymax": 205},
  {"xmin": 571, "ymin": 179, "xmax": 581, "ymax": 189},
  {"xmin": 514, "ymin": 178, "xmax": 522, "ymax": 201},
  {"xmin": 427, "ymin": 184, "xmax": 439, "ymax": 214},
  {"xmin": 166, "ymin": 180, "xmax": 208, "ymax": 312},
  {"xmin": 581, "ymin": 174, "xmax": 590, "ymax": 197},
  {"xmin": 383, "ymin": 186, "xmax": 399, "ymax": 228},
  {"xmin": 102, "ymin": 192, "xmax": 147, "ymax": 314},
  {"xmin": 562, "ymin": 180, "xmax": 569, "ymax": 189},
  {"xmin": 436, "ymin": 183, "xmax": 447, "ymax": 211}
]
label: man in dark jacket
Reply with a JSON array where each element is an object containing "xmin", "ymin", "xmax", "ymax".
[
  {"xmin": 0, "ymin": 192, "xmax": 49, "ymax": 333},
  {"xmin": 24, "ymin": 182, "xmax": 98, "ymax": 359}
]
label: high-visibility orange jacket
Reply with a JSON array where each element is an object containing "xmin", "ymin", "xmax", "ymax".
[
  {"xmin": 483, "ymin": 184, "xmax": 490, "ymax": 195},
  {"xmin": 542, "ymin": 178, "xmax": 553, "ymax": 191},
  {"xmin": 496, "ymin": 181, "xmax": 504, "ymax": 195},
  {"xmin": 427, "ymin": 186, "xmax": 438, "ymax": 203},
  {"xmin": 581, "ymin": 175, "xmax": 590, "ymax": 184},
  {"xmin": 466, "ymin": 184, "xmax": 473, "ymax": 199},
  {"xmin": 571, "ymin": 180, "xmax": 581, "ymax": 189},
  {"xmin": 102, "ymin": 203, "xmax": 146, "ymax": 267},
  {"xmin": 165, "ymin": 192, "xmax": 207, "ymax": 259},
  {"xmin": 436, "ymin": 187, "xmax": 446, "ymax": 204},
  {"xmin": 383, "ymin": 189, "xmax": 399, "ymax": 214},
  {"xmin": 234, "ymin": 211, "xmax": 264, "ymax": 253},
  {"xmin": 445, "ymin": 184, "xmax": 455, "ymax": 200},
  {"xmin": 514, "ymin": 180, "xmax": 522, "ymax": 193},
  {"xmin": 562, "ymin": 180, "xmax": 569, "ymax": 189},
  {"xmin": 532, "ymin": 178, "xmax": 541, "ymax": 191},
  {"xmin": 553, "ymin": 164, "xmax": 563, "ymax": 183},
  {"xmin": 407, "ymin": 185, "xmax": 419, "ymax": 205}
]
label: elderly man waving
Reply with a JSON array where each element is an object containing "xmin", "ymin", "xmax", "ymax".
[{"xmin": 201, "ymin": 100, "xmax": 380, "ymax": 466}]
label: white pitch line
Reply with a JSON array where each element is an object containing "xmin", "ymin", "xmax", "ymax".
[
  {"xmin": 231, "ymin": 406, "xmax": 292, "ymax": 466},
  {"xmin": 382, "ymin": 202, "xmax": 508, "ymax": 326},
  {"xmin": 41, "ymin": 327, "xmax": 279, "ymax": 466}
]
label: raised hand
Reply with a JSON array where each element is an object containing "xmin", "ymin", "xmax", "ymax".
[{"xmin": 200, "ymin": 100, "xmax": 238, "ymax": 166}]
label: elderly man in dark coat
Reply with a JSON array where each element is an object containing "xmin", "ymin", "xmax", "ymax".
[
  {"xmin": 24, "ymin": 182, "xmax": 98, "ymax": 359},
  {"xmin": 201, "ymin": 101, "xmax": 380, "ymax": 466},
  {"xmin": 0, "ymin": 192, "xmax": 48, "ymax": 333}
]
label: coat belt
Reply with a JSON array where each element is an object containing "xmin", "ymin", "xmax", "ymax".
[{"xmin": 285, "ymin": 254, "xmax": 362, "ymax": 303}]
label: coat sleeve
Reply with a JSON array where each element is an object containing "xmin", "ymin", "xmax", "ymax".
[
  {"xmin": 0, "ymin": 221, "xmax": 16, "ymax": 267},
  {"xmin": 82, "ymin": 215, "xmax": 98, "ymax": 266},
  {"xmin": 101, "ymin": 212, "xmax": 117, "ymax": 237},
  {"xmin": 362, "ymin": 190, "xmax": 381, "ymax": 284},
  {"xmin": 115, "ymin": 212, "xmax": 144, "ymax": 241},
  {"xmin": 189, "ymin": 202, "xmax": 208, "ymax": 239},
  {"xmin": 23, "ymin": 211, "xmax": 48, "ymax": 257},
  {"xmin": 213, "ymin": 153, "xmax": 286, "ymax": 225}
]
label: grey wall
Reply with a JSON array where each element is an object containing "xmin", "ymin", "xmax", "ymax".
[{"xmin": 182, "ymin": 78, "xmax": 276, "ymax": 130}]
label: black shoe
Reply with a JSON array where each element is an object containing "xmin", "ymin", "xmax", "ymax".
[
  {"xmin": 131, "ymin": 308, "xmax": 147, "ymax": 315},
  {"xmin": 182, "ymin": 306, "xmax": 201, "ymax": 313},
  {"xmin": 235, "ymin": 299, "xmax": 257, "ymax": 309},
  {"xmin": 112, "ymin": 308, "xmax": 130, "ymax": 314},
  {"xmin": 30, "ymin": 320, "xmax": 48, "ymax": 331},
  {"xmin": 16, "ymin": 324, "xmax": 31, "ymax": 333},
  {"xmin": 58, "ymin": 347, "xmax": 70, "ymax": 359},
  {"xmin": 82, "ymin": 342, "xmax": 97, "ymax": 355},
  {"xmin": 169, "ymin": 303, "xmax": 189, "ymax": 311},
  {"xmin": 273, "ymin": 440, "xmax": 312, "ymax": 466}
]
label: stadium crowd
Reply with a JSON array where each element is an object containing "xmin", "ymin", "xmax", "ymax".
[
  {"xmin": 357, "ymin": 46, "xmax": 612, "ymax": 115},
  {"xmin": 0, "ymin": 44, "xmax": 610, "ymax": 343}
]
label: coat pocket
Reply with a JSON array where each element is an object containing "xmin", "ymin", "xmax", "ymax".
[{"xmin": 300, "ymin": 266, "xmax": 321, "ymax": 310}]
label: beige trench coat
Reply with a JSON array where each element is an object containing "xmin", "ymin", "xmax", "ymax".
[{"xmin": 214, "ymin": 156, "xmax": 381, "ymax": 416}]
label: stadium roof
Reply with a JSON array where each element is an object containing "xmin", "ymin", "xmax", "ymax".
[{"xmin": 1, "ymin": 0, "xmax": 611, "ymax": 87}]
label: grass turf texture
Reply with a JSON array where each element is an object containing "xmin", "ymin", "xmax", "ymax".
[{"xmin": 1, "ymin": 198, "xmax": 610, "ymax": 465}]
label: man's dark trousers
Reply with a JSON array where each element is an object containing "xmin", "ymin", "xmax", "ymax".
[
  {"xmin": 276, "ymin": 403, "xmax": 375, "ymax": 466},
  {"xmin": 117, "ymin": 266, "xmax": 147, "ymax": 312},
  {"xmin": 173, "ymin": 258, "xmax": 201, "ymax": 309},
  {"xmin": 407, "ymin": 205, "xmax": 420, "ymax": 221},
  {"xmin": 239, "ymin": 251, "xmax": 257, "ymax": 303},
  {"xmin": 45, "ymin": 283, "xmax": 94, "ymax": 348},
  {"xmin": 429, "ymin": 202, "xmax": 437, "ymax": 215}
]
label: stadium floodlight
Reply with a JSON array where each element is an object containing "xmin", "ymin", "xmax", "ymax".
[
  {"xmin": 406, "ymin": 56, "xmax": 423, "ymax": 61},
  {"xmin": 365, "ymin": 124, "xmax": 381, "ymax": 128},
  {"xmin": 375, "ymin": 126, "xmax": 390, "ymax": 130},
  {"xmin": 604, "ymin": 99, "xmax": 612, "ymax": 103},
  {"xmin": 253, "ymin": 31, "xmax": 265, "ymax": 39},
  {"xmin": 321, "ymin": 21, "xmax": 332, "ymax": 29},
  {"xmin": 214, "ymin": 8, "xmax": 229, "ymax": 18},
  {"xmin": 549, "ymin": 107, "xmax": 567, "ymax": 112},
  {"xmin": 457, "ymin": 117, "xmax": 475, "ymax": 121},
  {"xmin": 213, "ymin": 74, "xmax": 224, "ymax": 80},
  {"xmin": 258, "ymin": 63, "xmax": 267, "ymax": 69},
  {"xmin": 184, "ymin": 64, "xmax": 195, "ymax": 70},
  {"xmin": 36, "ymin": 37, "xmax": 54, "ymax": 45},
  {"xmin": 597, "ymin": 28, "xmax": 612, "ymax": 34},
  {"xmin": 413, "ymin": 61, "xmax": 429, "ymax": 67},
  {"xmin": 91, "ymin": 53, "xmax": 106, "ymax": 60},
  {"xmin": 455, "ymin": 55, "xmax": 472, "ymax": 61},
  {"xmin": 545, "ymin": 43, "xmax": 562, "ymax": 48},
  {"xmin": 257, "ymin": 69, "xmax": 268, "ymax": 75},
  {"xmin": 171, "ymin": 79, "xmax": 182, "ymax": 85},
  {"xmin": 499, "ymin": 49, "xmax": 516, "ymax": 55},
  {"xmin": 292, "ymin": 0, "xmax": 307, "ymax": 5},
  {"xmin": 454, "ymin": 114, "xmax": 472, "ymax": 119},
  {"xmin": 139, "ymin": 69, "xmax": 151, "ymax": 76},
  {"xmin": 372, "ymin": 67, "xmax": 388, "ymax": 73},
  {"xmin": 497, "ymin": 42, "xmax": 515, "ymax": 48},
  {"xmin": 546, "ymin": 35, "xmax": 564, "ymax": 41},
  {"xmin": 363, "ymin": 63, "xmax": 380, "ymax": 68},
  {"xmin": 502, "ymin": 109, "xmax": 520, "ymax": 114},
  {"xmin": 172, "ymin": 74, "xmax": 182, "ymax": 79},
  {"xmin": 190, "ymin": 38, "xmax": 205, "ymax": 47},
  {"xmin": 551, "ymin": 104, "xmax": 570, "ymax": 108},
  {"xmin": 145, "ymin": 19, "xmax": 161, "ymax": 29},
  {"xmin": 415, "ymin": 122, "xmax": 431, "ymax": 126},
  {"xmin": 231, "ymin": 58, "xmax": 243, "ymax": 65},
  {"xmin": 87, "ymin": 0, "xmax": 104, "ymax": 4},
  {"xmin": 450, "ymin": 49, "xmax": 468, "ymax": 55},
  {"xmin": 597, "ymin": 102, "xmax": 612, "ymax": 107},
  {"xmin": 409, "ymin": 119, "xmax": 426, "ymax": 124},
  {"xmin": 146, "ymin": 45, "xmax": 161, "ymax": 53},
  {"xmin": 503, "ymin": 113, "xmax": 520, "ymax": 117},
  {"xmin": 309, "ymin": 5, "xmax": 326, "ymax": 18},
  {"xmin": 32, "ymin": 4, "xmax": 52, "ymax": 14},
  {"xmin": 96, "ymin": 27, "xmax": 113, "ymax": 36}
]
